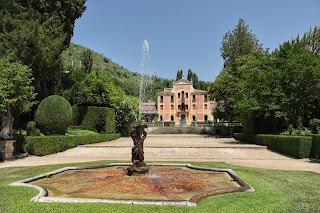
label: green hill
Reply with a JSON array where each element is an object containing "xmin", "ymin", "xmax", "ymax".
[{"xmin": 61, "ymin": 43, "xmax": 172, "ymax": 100}]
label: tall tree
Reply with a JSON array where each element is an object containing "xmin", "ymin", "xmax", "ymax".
[
  {"xmin": 210, "ymin": 18, "xmax": 263, "ymax": 120},
  {"xmin": 192, "ymin": 72, "xmax": 199, "ymax": 89},
  {"xmin": 176, "ymin": 69, "xmax": 183, "ymax": 80},
  {"xmin": 220, "ymin": 18, "xmax": 263, "ymax": 70},
  {"xmin": 81, "ymin": 49, "xmax": 93, "ymax": 73},
  {"xmin": 0, "ymin": 0, "xmax": 86, "ymax": 98},
  {"xmin": 292, "ymin": 25, "xmax": 320, "ymax": 55},
  {"xmin": 228, "ymin": 39, "xmax": 320, "ymax": 132},
  {"xmin": 187, "ymin": 69, "xmax": 193, "ymax": 81},
  {"xmin": 0, "ymin": 59, "xmax": 36, "ymax": 139}
]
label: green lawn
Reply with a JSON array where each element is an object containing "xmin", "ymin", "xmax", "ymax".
[{"xmin": 1, "ymin": 161, "xmax": 319, "ymax": 213}]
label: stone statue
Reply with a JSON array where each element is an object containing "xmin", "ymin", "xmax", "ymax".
[
  {"xmin": 0, "ymin": 106, "xmax": 14, "ymax": 140},
  {"xmin": 127, "ymin": 123, "xmax": 149, "ymax": 176}
]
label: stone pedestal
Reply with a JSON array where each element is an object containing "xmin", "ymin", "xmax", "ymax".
[
  {"xmin": 0, "ymin": 140, "xmax": 15, "ymax": 161},
  {"xmin": 127, "ymin": 165, "xmax": 150, "ymax": 176}
]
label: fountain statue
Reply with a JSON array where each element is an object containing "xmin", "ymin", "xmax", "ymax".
[
  {"xmin": 127, "ymin": 123, "xmax": 149, "ymax": 176},
  {"xmin": 126, "ymin": 39, "xmax": 152, "ymax": 175}
]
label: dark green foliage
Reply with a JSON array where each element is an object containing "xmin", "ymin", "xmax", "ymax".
[
  {"xmin": 25, "ymin": 133, "xmax": 120, "ymax": 156},
  {"xmin": 309, "ymin": 118, "xmax": 320, "ymax": 134},
  {"xmin": 72, "ymin": 106, "xmax": 115, "ymax": 134},
  {"xmin": 212, "ymin": 25, "xmax": 320, "ymax": 130},
  {"xmin": 81, "ymin": 49, "xmax": 93, "ymax": 73},
  {"xmin": 176, "ymin": 69, "xmax": 183, "ymax": 80},
  {"xmin": 187, "ymin": 69, "xmax": 200, "ymax": 89},
  {"xmin": 187, "ymin": 69, "xmax": 193, "ymax": 81},
  {"xmin": 220, "ymin": 18, "xmax": 263, "ymax": 69},
  {"xmin": 268, "ymin": 135, "xmax": 312, "ymax": 158},
  {"xmin": 26, "ymin": 121, "xmax": 40, "ymax": 136},
  {"xmin": 164, "ymin": 121, "xmax": 175, "ymax": 126},
  {"xmin": 35, "ymin": 95, "xmax": 72, "ymax": 135},
  {"xmin": 311, "ymin": 135, "xmax": 320, "ymax": 158},
  {"xmin": 0, "ymin": 1, "xmax": 86, "ymax": 98},
  {"xmin": 233, "ymin": 133, "xmax": 313, "ymax": 158}
]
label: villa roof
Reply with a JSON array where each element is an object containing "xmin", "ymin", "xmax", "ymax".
[
  {"xmin": 192, "ymin": 89, "xmax": 207, "ymax": 95},
  {"xmin": 173, "ymin": 78, "xmax": 193, "ymax": 85}
]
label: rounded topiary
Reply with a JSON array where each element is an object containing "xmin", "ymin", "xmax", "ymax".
[{"xmin": 35, "ymin": 95, "xmax": 72, "ymax": 135}]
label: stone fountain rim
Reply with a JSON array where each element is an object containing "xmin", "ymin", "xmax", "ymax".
[{"xmin": 10, "ymin": 163, "xmax": 255, "ymax": 206}]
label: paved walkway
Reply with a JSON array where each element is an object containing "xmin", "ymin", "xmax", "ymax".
[{"xmin": 0, "ymin": 134, "xmax": 319, "ymax": 173}]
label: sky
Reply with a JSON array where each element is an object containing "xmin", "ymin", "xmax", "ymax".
[{"xmin": 71, "ymin": 0, "xmax": 320, "ymax": 81}]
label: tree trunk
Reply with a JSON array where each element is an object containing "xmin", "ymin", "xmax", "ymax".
[{"xmin": 0, "ymin": 105, "xmax": 14, "ymax": 140}]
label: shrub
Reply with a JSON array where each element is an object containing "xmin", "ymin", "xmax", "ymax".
[
  {"xmin": 25, "ymin": 133, "xmax": 120, "ymax": 156},
  {"xmin": 267, "ymin": 135, "xmax": 312, "ymax": 158},
  {"xmin": 280, "ymin": 124, "xmax": 311, "ymax": 136},
  {"xmin": 26, "ymin": 121, "xmax": 41, "ymax": 136},
  {"xmin": 35, "ymin": 95, "xmax": 72, "ymax": 135},
  {"xmin": 164, "ymin": 121, "xmax": 175, "ymax": 126},
  {"xmin": 233, "ymin": 133, "xmax": 312, "ymax": 158},
  {"xmin": 311, "ymin": 135, "xmax": 320, "ymax": 159},
  {"xmin": 309, "ymin": 118, "xmax": 320, "ymax": 134},
  {"xmin": 72, "ymin": 106, "xmax": 115, "ymax": 133}
]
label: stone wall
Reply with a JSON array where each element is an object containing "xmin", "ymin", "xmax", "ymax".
[{"xmin": 145, "ymin": 126, "xmax": 234, "ymax": 135}]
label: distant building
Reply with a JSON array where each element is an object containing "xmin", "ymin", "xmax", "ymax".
[
  {"xmin": 157, "ymin": 78, "xmax": 216, "ymax": 125},
  {"xmin": 139, "ymin": 100, "xmax": 158, "ymax": 122}
]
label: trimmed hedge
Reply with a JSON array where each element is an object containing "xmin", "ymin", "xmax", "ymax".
[
  {"xmin": 233, "ymin": 133, "xmax": 313, "ymax": 158},
  {"xmin": 72, "ymin": 106, "xmax": 115, "ymax": 134},
  {"xmin": 267, "ymin": 135, "xmax": 312, "ymax": 158},
  {"xmin": 35, "ymin": 95, "xmax": 72, "ymax": 135},
  {"xmin": 311, "ymin": 135, "xmax": 320, "ymax": 158},
  {"xmin": 25, "ymin": 133, "xmax": 120, "ymax": 156},
  {"xmin": 164, "ymin": 121, "xmax": 175, "ymax": 126}
]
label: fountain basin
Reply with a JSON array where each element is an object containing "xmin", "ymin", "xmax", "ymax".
[{"xmin": 10, "ymin": 163, "xmax": 254, "ymax": 206}]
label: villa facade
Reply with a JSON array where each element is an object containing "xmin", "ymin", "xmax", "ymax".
[{"xmin": 157, "ymin": 78, "xmax": 216, "ymax": 125}]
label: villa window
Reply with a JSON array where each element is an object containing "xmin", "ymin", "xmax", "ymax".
[
  {"xmin": 160, "ymin": 105, "xmax": 163, "ymax": 110},
  {"xmin": 192, "ymin": 115, "xmax": 196, "ymax": 121},
  {"xmin": 204, "ymin": 95, "xmax": 208, "ymax": 102},
  {"xmin": 178, "ymin": 93, "xmax": 180, "ymax": 98},
  {"xmin": 204, "ymin": 115, "xmax": 208, "ymax": 121},
  {"xmin": 160, "ymin": 96, "xmax": 163, "ymax": 103},
  {"xmin": 171, "ymin": 105, "xmax": 174, "ymax": 110},
  {"xmin": 186, "ymin": 93, "xmax": 188, "ymax": 98},
  {"xmin": 193, "ymin": 104, "xmax": 196, "ymax": 109},
  {"xmin": 160, "ymin": 115, "xmax": 163, "ymax": 121},
  {"xmin": 171, "ymin": 95, "xmax": 174, "ymax": 102},
  {"xmin": 171, "ymin": 115, "xmax": 174, "ymax": 121},
  {"xmin": 192, "ymin": 95, "xmax": 196, "ymax": 102},
  {"xmin": 204, "ymin": 104, "xmax": 207, "ymax": 110},
  {"xmin": 178, "ymin": 105, "xmax": 181, "ymax": 110}
]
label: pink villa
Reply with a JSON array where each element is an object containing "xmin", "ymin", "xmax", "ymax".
[{"xmin": 156, "ymin": 78, "xmax": 216, "ymax": 125}]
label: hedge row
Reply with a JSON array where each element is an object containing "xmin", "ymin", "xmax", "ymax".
[
  {"xmin": 164, "ymin": 121, "xmax": 175, "ymax": 126},
  {"xmin": 72, "ymin": 106, "xmax": 115, "ymax": 134},
  {"xmin": 25, "ymin": 133, "xmax": 120, "ymax": 156},
  {"xmin": 233, "ymin": 133, "xmax": 313, "ymax": 158},
  {"xmin": 311, "ymin": 135, "xmax": 320, "ymax": 158}
]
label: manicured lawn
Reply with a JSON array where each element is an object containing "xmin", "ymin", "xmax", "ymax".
[{"xmin": 1, "ymin": 161, "xmax": 319, "ymax": 213}]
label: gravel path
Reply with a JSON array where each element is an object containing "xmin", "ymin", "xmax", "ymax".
[{"xmin": 1, "ymin": 134, "xmax": 319, "ymax": 173}]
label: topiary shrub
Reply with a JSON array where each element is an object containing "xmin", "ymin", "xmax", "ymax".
[
  {"xmin": 26, "ymin": 121, "xmax": 41, "ymax": 136},
  {"xmin": 35, "ymin": 95, "xmax": 72, "ymax": 135}
]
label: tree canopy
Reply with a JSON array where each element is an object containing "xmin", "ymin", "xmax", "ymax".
[
  {"xmin": 0, "ymin": 0, "xmax": 86, "ymax": 98},
  {"xmin": 210, "ymin": 19, "xmax": 263, "ymax": 120},
  {"xmin": 0, "ymin": 58, "xmax": 36, "ymax": 138},
  {"xmin": 210, "ymin": 22, "xmax": 320, "ymax": 132}
]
